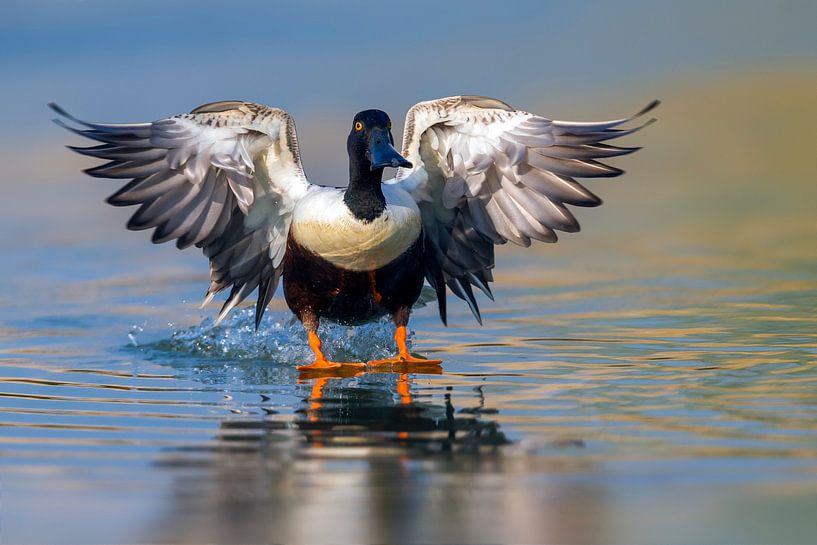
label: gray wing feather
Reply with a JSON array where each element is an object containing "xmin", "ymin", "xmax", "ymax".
[
  {"xmin": 396, "ymin": 96, "xmax": 657, "ymax": 324},
  {"xmin": 51, "ymin": 101, "xmax": 311, "ymax": 327}
]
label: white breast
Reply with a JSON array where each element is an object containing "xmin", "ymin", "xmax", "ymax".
[{"xmin": 290, "ymin": 185, "xmax": 422, "ymax": 271}]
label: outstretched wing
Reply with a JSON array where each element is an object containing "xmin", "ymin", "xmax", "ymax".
[
  {"xmin": 393, "ymin": 95, "xmax": 657, "ymax": 324},
  {"xmin": 51, "ymin": 100, "xmax": 312, "ymax": 327}
]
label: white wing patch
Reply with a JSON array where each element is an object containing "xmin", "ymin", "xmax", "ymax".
[{"xmin": 290, "ymin": 186, "xmax": 421, "ymax": 271}]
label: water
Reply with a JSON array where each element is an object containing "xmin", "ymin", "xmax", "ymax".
[
  {"xmin": 2, "ymin": 74, "xmax": 817, "ymax": 544},
  {"xmin": 2, "ymin": 221, "xmax": 816, "ymax": 544}
]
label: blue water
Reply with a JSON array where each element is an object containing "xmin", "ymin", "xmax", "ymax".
[{"xmin": 1, "ymin": 212, "xmax": 816, "ymax": 544}]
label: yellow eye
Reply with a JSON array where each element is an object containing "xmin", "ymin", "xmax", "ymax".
[{"xmin": 354, "ymin": 121, "xmax": 363, "ymax": 131}]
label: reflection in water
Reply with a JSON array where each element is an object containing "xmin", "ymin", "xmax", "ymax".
[
  {"xmin": 150, "ymin": 372, "xmax": 600, "ymax": 544},
  {"xmin": 296, "ymin": 373, "xmax": 508, "ymax": 452}
]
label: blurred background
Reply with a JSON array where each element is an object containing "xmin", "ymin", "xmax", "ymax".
[{"xmin": 0, "ymin": 1, "xmax": 815, "ymax": 544}]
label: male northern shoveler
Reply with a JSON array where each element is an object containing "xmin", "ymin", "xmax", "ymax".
[{"xmin": 51, "ymin": 96, "xmax": 657, "ymax": 371}]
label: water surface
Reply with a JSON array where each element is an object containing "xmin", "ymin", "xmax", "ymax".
[
  {"xmin": 2, "ymin": 225, "xmax": 816, "ymax": 544},
  {"xmin": 2, "ymin": 71, "xmax": 816, "ymax": 544}
]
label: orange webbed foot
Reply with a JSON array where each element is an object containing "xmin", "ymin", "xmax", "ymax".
[
  {"xmin": 367, "ymin": 354, "xmax": 442, "ymax": 367},
  {"xmin": 367, "ymin": 356, "xmax": 443, "ymax": 375},
  {"xmin": 367, "ymin": 325, "xmax": 442, "ymax": 370},
  {"xmin": 297, "ymin": 360, "xmax": 365, "ymax": 371},
  {"xmin": 299, "ymin": 330, "xmax": 366, "ymax": 376},
  {"xmin": 297, "ymin": 359, "xmax": 341, "ymax": 371}
]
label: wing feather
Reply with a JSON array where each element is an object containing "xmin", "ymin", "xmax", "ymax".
[
  {"xmin": 395, "ymin": 95, "xmax": 657, "ymax": 323},
  {"xmin": 52, "ymin": 101, "xmax": 312, "ymax": 326}
]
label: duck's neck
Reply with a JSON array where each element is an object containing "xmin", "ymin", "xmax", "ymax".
[{"xmin": 344, "ymin": 160, "xmax": 386, "ymax": 222}]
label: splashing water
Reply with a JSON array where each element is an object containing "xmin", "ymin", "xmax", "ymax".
[{"xmin": 144, "ymin": 308, "xmax": 405, "ymax": 364}]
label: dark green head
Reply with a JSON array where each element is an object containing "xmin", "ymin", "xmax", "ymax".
[
  {"xmin": 347, "ymin": 109, "xmax": 412, "ymax": 172},
  {"xmin": 344, "ymin": 110, "xmax": 412, "ymax": 222}
]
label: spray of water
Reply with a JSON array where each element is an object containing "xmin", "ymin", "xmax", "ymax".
[{"xmin": 146, "ymin": 308, "xmax": 406, "ymax": 364}]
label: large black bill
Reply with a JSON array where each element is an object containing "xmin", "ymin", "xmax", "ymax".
[{"xmin": 368, "ymin": 128, "xmax": 412, "ymax": 170}]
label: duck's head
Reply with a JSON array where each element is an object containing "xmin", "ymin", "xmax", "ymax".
[{"xmin": 347, "ymin": 110, "xmax": 412, "ymax": 175}]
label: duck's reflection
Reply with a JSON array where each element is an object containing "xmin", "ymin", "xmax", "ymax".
[
  {"xmin": 152, "ymin": 370, "xmax": 598, "ymax": 544},
  {"xmin": 296, "ymin": 372, "xmax": 508, "ymax": 454}
]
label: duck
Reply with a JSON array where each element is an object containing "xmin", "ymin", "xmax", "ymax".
[{"xmin": 50, "ymin": 96, "xmax": 657, "ymax": 371}]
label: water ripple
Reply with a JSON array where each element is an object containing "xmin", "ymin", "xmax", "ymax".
[{"xmin": 2, "ymin": 263, "xmax": 817, "ymax": 545}]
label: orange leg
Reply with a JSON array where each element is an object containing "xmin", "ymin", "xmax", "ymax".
[
  {"xmin": 297, "ymin": 330, "xmax": 365, "ymax": 371},
  {"xmin": 368, "ymin": 325, "xmax": 443, "ymax": 367}
]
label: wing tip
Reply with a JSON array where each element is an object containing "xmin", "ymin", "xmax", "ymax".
[
  {"xmin": 215, "ymin": 301, "xmax": 234, "ymax": 326},
  {"xmin": 605, "ymin": 145, "xmax": 642, "ymax": 157},
  {"xmin": 48, "ymin": 102, "xmax": 67, "ymax": 117},
  {"xmin": 574, "ymin": 195, "xmax": 603, "ymax": 208},
  {"xmin": 473, "ymin": 311, "xmax": 484, "ymax": 326},
  {"xmin": 48, "ymin": 102, "xmax": 87, "ymax": 128},
  {"xmin": 254, "ymin": 279, "xmax": 275, "ymax": 331},
  {"xmin": 201, "ymin": 291, "xmax": 216, "ymax": 309},
  {"xmin": 602, "ymin": 166, "xmax": 625, "ymax": 178},
  {"xmin": 51, "ymin": 116, "xmax": 74, "ymax": 130},
  {"xmin": 105, "ymin": 194, "xmax": 130, "ymax": 207},
  {"xmin": 635, "ymin": 99, "xmax": 661, "ymax": 119},
  {"xmin": 125, "ymin": 214, "xmax": 151, "ymax": 232},
  {"xmin": 83, "ymin": 163, "xmax": 115, "ymax": 178}
]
